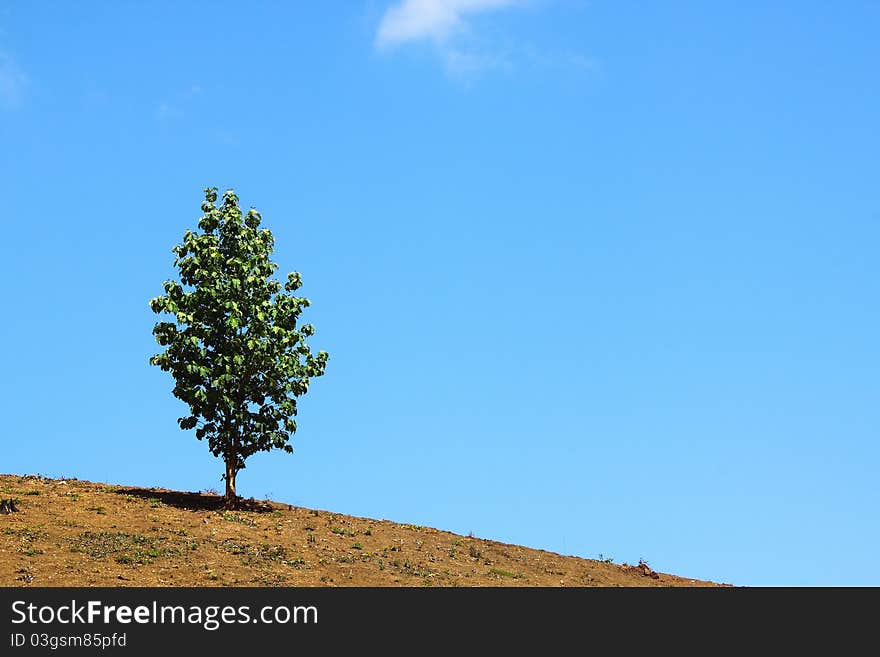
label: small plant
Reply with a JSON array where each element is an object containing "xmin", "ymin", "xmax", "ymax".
[
  {"xmin": 351, "ymin": 542, "xmax": 363, "ymax": 550},
  {"xmin": 468, "ymin": 544, "xmax": 482, "ymax": 560},
  {"xmin": 363, "ymin": 528, "xmax": 372, "ymax": 536},
  {"xmin": 22, "ymin": 490, "xmax": 41, "ymax": 496},
  {"xmin": 148, "ymin": 498, "xmax": 161, "ymax": 508},
  {"xmin": 86, "ymin": 506, "xmax": 107, "ymax": 515},
  {"xmin": 489, "ymin": 568, "xmax": 523, "ymax": 579},
  {"xmin": 597, "ymin": 553, "xmax": 614, "ymax": 564},
  {"xmin": 70, "ymin": 531, "xmax": 167, "ymax": 565},
  {"xmin": 259, "ymin": 544, "xmax": 287, "ymax": 562},
  {"xmin": 307, "ymin": 534, "xmax": 316, "ymax": 544},
  {"xmin": 331, "ymin": 526, "xmax": 355, "ymax": 537},
  {"xmin": 15, "ymin": 527, "xmax": 48, "ymax": 541},
  {"xmin": 202, "ymin": 487, "xmax": 219, "ymax": 496},
  {"xmin": 221, "ymin": 539, "xmax": 250, "ymax": 555},
  {"xmin": 221, "ymin": 512, "xmax": 256, "ymax": 526}
]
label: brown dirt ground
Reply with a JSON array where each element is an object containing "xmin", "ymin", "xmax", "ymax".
[{"xmin": 0, "ymin": 474, "xmax": 727, "ymax": 587}]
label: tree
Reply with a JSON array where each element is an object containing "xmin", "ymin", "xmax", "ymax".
[{"xmin": 149, "ymin": 187, "xmax": 328, "ymax": 508}]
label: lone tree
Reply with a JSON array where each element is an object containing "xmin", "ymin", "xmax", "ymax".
[{"xmin": 150, "ymin": 187, "xmax": 328, "ymax": 508}]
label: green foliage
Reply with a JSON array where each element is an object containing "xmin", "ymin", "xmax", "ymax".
[
  {"xmin": 150, "ymin": 187, "xmax": 328, "ymax": 502},
  {"xmin": 70, "ymin": 531, "xmax": 174, "ymax": 565},
  {"xmin": 220, "ymin": 512, "xmax": 256, "ymax": 526}
]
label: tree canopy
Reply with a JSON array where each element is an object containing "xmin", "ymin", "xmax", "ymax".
[{"xmin": 149, "ymin": 187, "xmax": 328, "ymax": 507}]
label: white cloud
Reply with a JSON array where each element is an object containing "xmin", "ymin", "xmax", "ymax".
[
  {"xmin": 376, "ymin": 0, "xmax": 517, "ymax": 48},
  {"xmin": 373, "ymin": 1, "xmax": 597, "ymax": 80},
  {"xmin": 0, "ymin": 52, "xmax": 25, "ymax": 108}
]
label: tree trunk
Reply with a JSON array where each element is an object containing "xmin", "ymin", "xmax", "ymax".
[{"xmin": 224, "ymin": 458, "xmax": 237, "ymax": 509}]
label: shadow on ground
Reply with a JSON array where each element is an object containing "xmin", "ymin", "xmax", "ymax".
[{"xmin": 114, "ymin": 487, "xmax": 275, "ymax": 513}]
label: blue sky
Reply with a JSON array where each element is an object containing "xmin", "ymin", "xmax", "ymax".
[{"xmin": 2, "ymin": 1, "xmax": 878, "ymax": 586}]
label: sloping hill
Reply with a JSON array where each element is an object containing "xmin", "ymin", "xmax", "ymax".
[{"xmin": 0, "ymin": 474, "xmax": 725, "ymax": 587}]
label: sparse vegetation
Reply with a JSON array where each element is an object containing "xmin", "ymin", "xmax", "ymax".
[
  {"xmin": 69, "ymin": 531, "xmax": 175, "ymax": 566},
  {"xmin": 221, "ymin": 512, "xmax": 257, "ymax": 526},
  {"xmin": 220, "ymin": 539, "xmax": 288, "ymax": 566},
  {"xmin": 4, "ymin": 527, "xmax": 47, "ymax": 541},
  {"xmin": 0, "ymin": 474, "xmax": 721, "ymax": 587},
  {"xmin": 21, "ymin": 547, "xmax": 44, "ymax": 556}
]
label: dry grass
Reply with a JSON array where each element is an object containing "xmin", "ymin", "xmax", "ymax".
[{"xmin": 0, "ymin": 474, "xmax": 726, "ymax": 587}]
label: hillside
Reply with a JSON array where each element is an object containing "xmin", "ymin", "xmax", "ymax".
[{"xmin": 0, "ymin": 474, "xmax": 725, "ymax": 587}]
